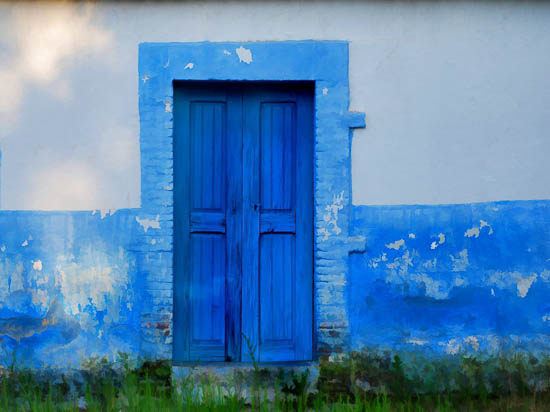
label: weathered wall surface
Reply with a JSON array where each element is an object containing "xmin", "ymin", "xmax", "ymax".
[
  {"xmin": 0, "ymin": 1, "xmax": 549, "ymax": 365},
  {"xmin": 350, "ymin": 201, "xmax": 550, "ymax": 355},
  {"xmin": 0, "ymin": 211, "xmax": 143, "ymax": 367}
]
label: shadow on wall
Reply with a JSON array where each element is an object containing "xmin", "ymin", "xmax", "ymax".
[{"xmin": 0, "ymin": 2, "xmax": 140, "ymax": 210}]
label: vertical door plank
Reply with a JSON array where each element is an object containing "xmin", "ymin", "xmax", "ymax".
[
  {"xmin": 225, "ymin": 86, "xmax": 243, "ymax": 361},
  {"xmin": 242, "ymin": 88, "xmax": 261, "ymax": 362}
]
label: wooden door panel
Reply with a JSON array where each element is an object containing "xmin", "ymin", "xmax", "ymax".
[
  {"xmin": 175, "ymin": 82, "xmax": 312, "ymax": 363},
  {"xmin": 174, "ymin": 84, "xmax": 242, "ymax": 362},
  {"xmin": 242, "ymin": 84, "xmax": 313, "ymax": 362}
]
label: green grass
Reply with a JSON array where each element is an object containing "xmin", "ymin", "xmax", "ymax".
[{"xmin": 1, "ymin": 350, "xmax": 550, "ymax": 411}]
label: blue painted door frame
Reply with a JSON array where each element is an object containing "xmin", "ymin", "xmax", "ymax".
[{"xmin": 173, "ymin": 82, "xmax": 313, "ymax": 362}]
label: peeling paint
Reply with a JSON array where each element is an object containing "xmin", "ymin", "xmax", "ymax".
[
  {"xmin": 450, "ymin": 249, "xmax": 469, "ymax": 272},
  {"xmin": 236, "ymin": 46, "xmax": 252, "ymax": 64},
  {"xmin": 321, "ymin": 191, "xmax": 344, "ymax": 240},
  {"xmin": 163, "ymin": 59, "xmax": 170, "ymax": 68},
  {"xmin": 136, "ymin": 215, "xmax": 161, "ymax": 232},
  {"xmin": 464, "ymin": 226, "xmax": 480, "ymax": 238},
  {"xmin": 480, "ymin": 220, "xmax": 494, "ymax": 235},
  {"xmin": 350, "ymin": 201, "xmax": 550, "ymax": 355},
  {"xmin": 184, "ymin": 62, "xmax": 194, "ymax": 70},
  {"xmin": 99, "ymin": 209, "xmax": 117, "ymax": 219},
  {"xmin": 408, "ymin": 233, "xmax": 415, "ymax": 239},
  {"xmin": 21, "ymin": 240, "xmax": 28, "ymax": 247},
  {"xmin": 223, "ymin": 49, "xmax": 231, "ymax": 55},
  {"xmin": 465, "ymin": 220, "xmax": 493, "ymax": 238},
  {"xmin": 0, "ymin": 245, "xmax": 4, "ymax": 252},
  {"xmin": 386, "ymin": 239, "xmax": 405, "ymax": 250},
  {"xmin": 32, "ymin": 260, "xmax": 42, "ymax": 271},
  {"xmin": 322, "ymin": 87, "xmax": 328, "ymax": 95},
  {"xmin": 141, "ymin": 75, "xmax": 150, "ymax": 84},
  {"xmin": 164, "ymin": 100, "xmax": 172, "ymax": 113},
  {"xmin": 516, "ymin": 273, "xmax": 537, "ymax": 298},
  {"xmin": 430, "ymin": 234, "xmax": 445, "ymax": 249},
  {"xmin": 318, "ymin": 228, "xmax": 330, "ymax": 241}
]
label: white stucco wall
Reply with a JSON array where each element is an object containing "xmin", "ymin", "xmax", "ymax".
[{"xmin": 0, "ymin": 1, "xmax": 549, "ymax": 209}]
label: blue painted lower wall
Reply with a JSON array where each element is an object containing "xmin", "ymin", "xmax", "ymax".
[
  {"xmin": 0, "ymin": 210, "xmax": 143, "ymax": 368},
  {"xmin": 349, "ymin": 200, "xmax": 550, "ymax": 355},
  {"xmin": 2, "ymin": 200, "xmax": 550, "ymax": 367}
]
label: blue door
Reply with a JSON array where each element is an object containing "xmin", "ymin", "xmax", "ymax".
[{"xmin": 174, "ymin": 82, "xmax": 313, "ymax": 362}]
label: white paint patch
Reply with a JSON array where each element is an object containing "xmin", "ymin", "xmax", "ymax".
[
  {"xmin": 369, "ymin": 253, "xmax": 388, "ymax": 269},
  {"xmin": 55, "ymin": 250, "xmax": 133, "ymax": 322},
  {"xmin": 151, "ymin": 239, "xmax": 156, "ymax": 245},
  {"xmin": 318, "ymin": 228, "xmax": 330, "ymax": 241},
  {"xmin": 464, "ymin": 336, "xmax": 480, "ymax": 351},
  {"xmin": 21, "ymin": 240, "xmax": 28, "ymax": 247},
  {"xmin": 542, "ymin": 314, "xmax": 550, "ymax": 322},
  {"xmin": 0, "ymin": 245, "xmax": 5, "ymax": 252},
  {"xmin": 491, "ymin": 288, "xmax": 495, "ymax": 296},
  {"xmin": 322, "ymin": 87, "xmax": 328, "ymax": 95},
  {"xmin": 223, "ymin": 49, "xmax": 231, "ymax": 55},
  {"xmin": 450, "ymin": 249, "xmax": 469, "ymax": 272},
  {"xmin": 184, "ymin": 62, "xmax": 194, "ymax": 70},
  {"xmin": 136, "ymin": 215, "xmax": 161, "ymax": 232},
  {"xmin": 465, "ymin": 220, "xmax": 494, "ymax": 238},
  {"xmin": 236, "ymin": 46, "xmax": 252, "ymax": 64},
  {"xmin": 32, "ymin": 260, "xmax": 43, "ymax": 271},
  {"xmin": 430, "ymin": 233, "xmax": 445, "ymax": 249},
  {"xmin": 385, "ymin": 250, "xmax": 415, "ymax": 278},
  {"xmin": 164, "ymin": 184, "xmax": 173, "ymax": 191},
  {"xmin": 386, "ymin": 239, "xmax": 405, "ymax": 250},
  {"xmin": 164, "ymin": 100, "xmax": 172, "ymax": 113},
  {"xmin": 480, "ymin": 220, "xmax": 494, "ymax": 235},
  {"xmin": 163, "ymin": 59, "xmax": 170, "ymax": 68},
  {"xmin": 321, "ymin": 191, "xmax": 345, "ymax": 240},
  {"xmin": 464, "ymin": 226, "xmax": 480, "ymax": 238},
  {"xmin": 408, "ymin": 233, "xmax": 415, "ymax": 239},
  {"xmin": 141, "ymin": 75, "xmax": 150, "ymax": 84},
  {"xmin": 406, "ymin": 338, "xmax": 428, "ymax": 346},
  {"xmin": 517, "ymin": 273, "xmax": 537, "ymax": 298}
]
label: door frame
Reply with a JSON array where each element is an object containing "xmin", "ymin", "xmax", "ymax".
[{"xmin": 137, "ymin": 41, "xmax": 366, "ymax": 362}]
